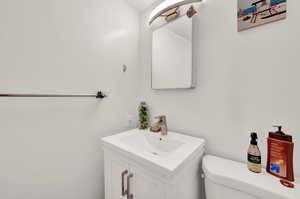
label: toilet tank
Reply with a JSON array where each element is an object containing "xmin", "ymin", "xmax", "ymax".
[{"xmin": 202, "ymin": 155, "xmax": 298, "ymax": 199}]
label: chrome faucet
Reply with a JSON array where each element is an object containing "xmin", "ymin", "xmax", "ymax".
[{"xmin": 155, "ymin": 115, "xmax": 168, "ymax": 136}]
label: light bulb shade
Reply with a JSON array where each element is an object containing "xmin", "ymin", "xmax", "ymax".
[{"xmin": 148, "ymin": 0, "xmax": 202, "ymax": 26}]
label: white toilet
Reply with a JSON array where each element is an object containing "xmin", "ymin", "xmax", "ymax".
[{"xmin": 203, "ymin": 155, "xmax": 298, "ymax": 199}]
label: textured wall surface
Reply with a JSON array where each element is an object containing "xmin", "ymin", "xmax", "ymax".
[{"xmin": 0, "ymin": 0, "xmax": 139, "ymax": 198}]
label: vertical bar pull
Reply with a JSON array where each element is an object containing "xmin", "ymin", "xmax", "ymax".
[
  {"xmin": 127, "ymin": 173, "xmax": 134, "ymax": 199},
  {"xmin": 121, "ymin": 170, "xmax": 128, "ymax": 196}
]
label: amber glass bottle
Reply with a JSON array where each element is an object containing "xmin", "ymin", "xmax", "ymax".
[{"xmin": 247, "ymin": 132, "xmax": 262, "ymax": 173}]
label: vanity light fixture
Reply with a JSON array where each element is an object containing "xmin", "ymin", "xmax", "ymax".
[{"xmin": 148, "ymin": 0, "xmax": 202, "ymax": 26}]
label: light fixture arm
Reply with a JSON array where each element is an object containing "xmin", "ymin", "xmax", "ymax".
[{"xmin": 148, "ymin": 0, "xmax": 202, "ymax": 26}]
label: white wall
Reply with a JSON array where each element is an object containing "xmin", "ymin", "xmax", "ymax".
[
  {"xmin": 139, "ymin": 0, "xmax": 300, "ymax": 177},
  {"xmin": 0, "ymin": 0, "xmax": 139, "ymax": 199}
]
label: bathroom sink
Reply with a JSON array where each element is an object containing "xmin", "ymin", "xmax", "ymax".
[
  {"xmin": 121, "ymin": 131, "xmax": 184, "ymax": 157},
  {"xmin": 102, "ymin": 129, "xmax": 205, "ymax": 174}
]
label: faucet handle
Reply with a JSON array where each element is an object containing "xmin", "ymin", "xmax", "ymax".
[
  {"xmin": 155, "ymin": 115, "xmax": 168, "ymax": 136},
  {"xmin": 155, "ymin": 115, "xmax": 166, "ymax": 121}
]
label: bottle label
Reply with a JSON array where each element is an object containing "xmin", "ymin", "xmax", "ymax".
[
  {"xmin": 268, "ymin": 138, "xmax": 288, "ymax": 178},
  {"xmin": 248, "ymin": 154, "xmax": 261, "ymax": 164}
]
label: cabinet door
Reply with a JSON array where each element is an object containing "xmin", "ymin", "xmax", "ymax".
[
  {"xmin": 129, "ymin": 165, "xmax": 165, "ymax": 199},
  {"xmin": 105, "ymin": 154, "xmax": 129, "ymax": 199}
]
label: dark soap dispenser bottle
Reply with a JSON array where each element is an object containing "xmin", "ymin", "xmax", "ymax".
[{"xmin": 248, "ymin": 132, "xmax": 262, "ymax": 173}]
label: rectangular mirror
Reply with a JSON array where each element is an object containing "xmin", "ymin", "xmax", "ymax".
[{"xmin": 152, "ymin": 16, "xmax": 195, "ymax": 89}]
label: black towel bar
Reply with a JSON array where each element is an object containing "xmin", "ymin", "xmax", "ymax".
[{"xmin": 0, "ymin": 91, "xmax": 107, "ymax": 99}]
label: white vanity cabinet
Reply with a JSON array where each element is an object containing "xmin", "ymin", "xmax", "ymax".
[
  {"xmin": 104, "ymin": 154, "xmax": 129, "ymax": 199},
  {"xmin": 102, "ymin": 129, "xmax": 205, "ymax": 199},
  {"xmin": 104, "ymin": 150, "xmax": 165, "ymax": 199}
]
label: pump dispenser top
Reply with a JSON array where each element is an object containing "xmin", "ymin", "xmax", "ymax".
[
  {"xmin": 250, "ymin": 132, "xmax": 258, "ymax": 145},
  {"xmin": 274, "ymin": 125, "xmax": 283, "ymax": 133},
  {"xmin": 270, "ymin": 126, "xmax": 292, "ymax": 142}
]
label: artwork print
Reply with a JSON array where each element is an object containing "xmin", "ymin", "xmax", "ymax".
[{"xmin": 238, "ymin": 0, "xmax": 287, "ymax": 31}]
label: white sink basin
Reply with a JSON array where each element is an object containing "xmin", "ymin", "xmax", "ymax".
[
  {"xmin": 102, "ymin": 129, "xmax": 205, "ymax": 174},
  {"xmin": 121, "ymin": 131, "xmax": 184, "ymax": 157}
]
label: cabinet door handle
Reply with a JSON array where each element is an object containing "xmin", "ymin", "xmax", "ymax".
[
  {"xmin": 121, "ymin": 170, "xmax": 128, "ymax": 196},
  {"xmin": 127, "ymin": 173, "xmax": 134, "ymax": 199}
]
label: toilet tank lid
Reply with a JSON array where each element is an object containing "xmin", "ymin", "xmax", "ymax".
[{"xmin": 202, "ymin": 155, "xmax": 299, "ymax": 199}]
